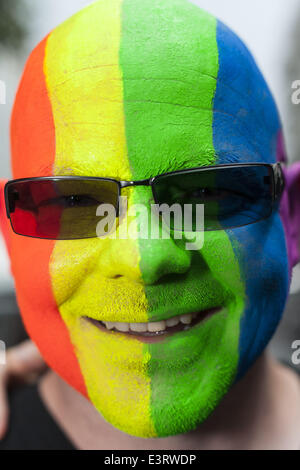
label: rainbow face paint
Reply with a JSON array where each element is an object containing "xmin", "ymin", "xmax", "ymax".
[{"xmin": 8, "ymin": 0, "xmax": 289, "ymax": 437}]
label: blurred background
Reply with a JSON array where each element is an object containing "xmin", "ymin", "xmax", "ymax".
[{"xmin": 0, "ymin": 0, "xmax": 299, "ymax": 368}]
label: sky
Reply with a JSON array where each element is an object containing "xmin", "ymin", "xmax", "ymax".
[{"xmin": 0, "ymin": 0, "xmax": 300, "ymax": 290}]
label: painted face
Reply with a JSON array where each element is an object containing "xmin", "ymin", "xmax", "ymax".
[{"xmin": 7, "ymin": 0, "xmax": 291, "ymax": 437}]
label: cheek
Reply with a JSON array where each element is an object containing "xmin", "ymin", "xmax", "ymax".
[
  {"xmin": 49, "ymin": 236, "xmax": 148, "ymax": 323},
  {"xmin": 10, "ymin": 235, "xmax": 55, "ymax": 318},
  {"xmin": 233, "ymin": 214, "xmax": 289, "ymax": 378},
  {"xmin": 10, "ymin": 233, "xmax": 87, "ymax": 397}
]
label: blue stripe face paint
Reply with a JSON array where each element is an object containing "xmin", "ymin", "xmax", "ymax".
[{"xmin": 213, "ymin": 20, "xmax": 289, "ymax": 378}]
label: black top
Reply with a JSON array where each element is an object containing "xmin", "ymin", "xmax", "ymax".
[{"xmin": 0, "ymin": 384, "xmax": 75, "ymax": 450}]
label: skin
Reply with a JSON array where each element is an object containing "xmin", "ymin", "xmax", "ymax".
[
  {"xmin": 37, "ymin": 354, "xmax": 300, "ymax": 450},
  {"xmin": 0, "ymin": 0, "xmax": 299, "ymax": 440},
  {"xmin": 1, "ymin": 350, "xmax": 300, "ymax": 449}
]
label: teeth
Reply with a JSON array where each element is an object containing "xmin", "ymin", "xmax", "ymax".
[
  {"xmin": 148, "ymin": 321, "xmax": 166, "ymax": 332},
  {"xmin": 180, "ymin": 314, "xmax": 192, "ymax": 325},
  {"xmin": 100, "ymin": 312, "xmax": 198, "ymax": 333},
  {"xmin": 115, "ymin": 322, "xmax": 129, "ymax": 332},
  {"xmin": 166, "ymin": 317, "xmax": 180, "ymax": 327},
  {"xmin": 130, "ymin": 323, "xmax": 148, "ymax": 333}
]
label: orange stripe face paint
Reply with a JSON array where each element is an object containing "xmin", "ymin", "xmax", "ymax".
[{"xmin": 9, "ymin": 36, "xmax": 87, "ymax": 396}]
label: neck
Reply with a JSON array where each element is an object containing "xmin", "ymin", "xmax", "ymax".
[{"xmin": 38, "ymin": 352, "xmax": 293, "ymax": 450}]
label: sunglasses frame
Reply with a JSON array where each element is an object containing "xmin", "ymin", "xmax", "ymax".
[{"xmin": 4, "ymin": 162, "xmax": 285, "ymax": 239}]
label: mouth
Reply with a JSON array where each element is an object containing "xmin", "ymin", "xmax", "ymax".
[{"xmin": 83, "ymin": 306, "xmax": 223, "ymax": 343}]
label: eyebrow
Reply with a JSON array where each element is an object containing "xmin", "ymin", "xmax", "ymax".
[
  {"xmin": 35, "ymin": 151, "xmax": 259, "ymax": 180},
  {"xmin": 35, "ymin": 163, "xmax": 55, "ymax": 176},
  {"xmin": 36, "ymin": 163, "xmax": 112, "ymax": 178}
]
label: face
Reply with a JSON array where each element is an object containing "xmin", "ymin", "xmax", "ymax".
[{"xmin": 9, "ymin": 0, "xmax": 290, "ymax": 438}]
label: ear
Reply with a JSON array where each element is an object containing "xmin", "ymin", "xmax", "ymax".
[
  {"xmin": 280, "ymin": 163, "xmax": 300, "ymax": 269},
  {"xmin": 0, "ymin": 179, "xmax": 11, "ymax": 258}
]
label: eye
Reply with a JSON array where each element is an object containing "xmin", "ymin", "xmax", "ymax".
[
  {"xmin": 63, "ymin": 195, "xmax": 99, "ymax": 208},
  {"xmin": 38, "ymin": 194, "xmax": 101, "ymax": 209},
  {"xmin": 188, "ymin": 188, "xmax": 231, "ymax": 201}
]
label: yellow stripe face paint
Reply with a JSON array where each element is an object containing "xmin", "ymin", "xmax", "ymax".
[{"xmin": 45, "ymin": 0, "xmax": 155, "ymax": 437}]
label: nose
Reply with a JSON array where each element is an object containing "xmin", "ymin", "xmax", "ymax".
[{"xmin": 97, "ymin": 187, "xmax": 192, "ymax": 285}]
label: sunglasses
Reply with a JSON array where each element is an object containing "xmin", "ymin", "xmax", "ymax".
[{"xmin": 4, "ymin": 163, "xmax": 285, "ymax": 240}]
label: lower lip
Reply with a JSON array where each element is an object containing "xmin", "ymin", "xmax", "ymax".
[{"xmin": 84, "ymin": 307, "xmax": 222, "ymax": 344}]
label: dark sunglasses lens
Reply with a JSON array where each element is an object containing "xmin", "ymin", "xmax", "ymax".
[
  {"xmin": 6, "ymin": 179, "xmax": 119, "ymax": 239},
  {"xmin": 153, "ymin": 166, "xmax": 273, "ymax": 231}
]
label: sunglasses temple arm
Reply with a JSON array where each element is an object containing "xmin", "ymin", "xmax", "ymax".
[{"xmin": 273, "ymin": 163, "xmax": 286, "ymax": 201}]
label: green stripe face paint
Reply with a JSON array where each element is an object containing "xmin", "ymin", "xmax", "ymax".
[{"xmin": 120, "ymin": 0, "xmax": 245, "ymax": 436}]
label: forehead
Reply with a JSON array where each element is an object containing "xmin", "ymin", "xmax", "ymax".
[{"xmin": 11, "ymin": 0, "xmax": 280, "ymax": 182}]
